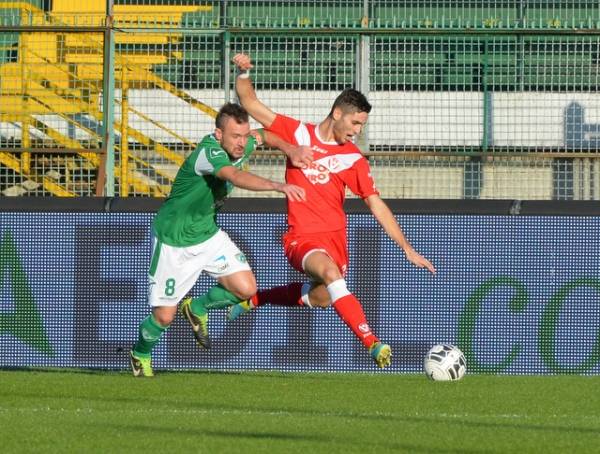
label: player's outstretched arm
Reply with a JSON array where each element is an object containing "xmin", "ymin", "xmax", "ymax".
[
  {"xmin": 364, "ymin": 194, "xmax": 436, "ymax": 274},
  {"xmin": 262, "ymin": 130, "xmax": 314, "ymax": 168},
  {"xmin": 217, "ymin": 165, "xmax": 306, "ymax": 202},
  {"xmin": 233, "ymin": 53, "xmax": 277, "ymax": 128}
]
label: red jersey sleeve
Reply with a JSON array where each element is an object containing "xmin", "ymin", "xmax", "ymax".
[
  {"xmin": 266, "ymin": 114, "xmax": 302, "ymax": 145},
  {"xmin": 342, "ymin": 156, "xmax": 380, "ymax": 199}
]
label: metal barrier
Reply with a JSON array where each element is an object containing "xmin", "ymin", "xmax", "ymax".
[{"xmin": 1, "ymin": 1, "xmax": 599, "ymax": 199}]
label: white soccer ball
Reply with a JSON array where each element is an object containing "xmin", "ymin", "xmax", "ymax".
[{"xmin": 424, "ymin": 344, "xmax": 467, "ymax": 381}]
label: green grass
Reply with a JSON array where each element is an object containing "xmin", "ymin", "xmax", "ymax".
[{"xmin": 1, "ymin": 370, "xmax": 599, "ymax": 453}]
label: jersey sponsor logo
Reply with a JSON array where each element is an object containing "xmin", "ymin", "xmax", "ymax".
[
  {"xmin": 303, "ymin": 161, "xmax": 331, "ymax": 184},
  {"xmin": 311, "ymin": 145, "xmax": 328, "ymax": 154},
  {"xmin": 326, "ymin": 156, "xmax": 342, "ymax": 172},
  {"xmin": 235, "ymin": 253, "xmax": 247, "ymax": 263},
  {"xmin": 301, "ymin": 153, "xmax": 362, "ymax": 185}
]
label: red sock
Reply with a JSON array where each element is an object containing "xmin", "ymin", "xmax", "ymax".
[
  {"xmin": 333, "ymin": 294, "xmax": 379, "ymax": 348},
  {"xmin": 255, "ymin": 283, "xmax": 304, "ymax": 307}
]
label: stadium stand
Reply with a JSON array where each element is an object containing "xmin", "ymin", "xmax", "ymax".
[
  {"xmin": 0, "ymin": 0, "xmax": 215, "ymax": 196},
  {"xmin": 1, "ymin": 1, "xmax": 599, "ymax": 199}
]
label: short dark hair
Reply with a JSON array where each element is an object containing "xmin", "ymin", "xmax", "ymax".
[
  {"xmin": 329, "ymin": 88, "xmax": 372, "ymax": 117},
  {"xmin": 215, "ymin": 103, "xmax": 249, "ymax": 129}
]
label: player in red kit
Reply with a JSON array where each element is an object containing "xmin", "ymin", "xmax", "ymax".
[{"xmin": 230, "ymin": 53, "xmax": 436, "ymax": 368}]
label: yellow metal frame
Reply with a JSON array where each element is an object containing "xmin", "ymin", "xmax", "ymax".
[{"xmin": 0, "ymin": 1, "xmax": 216, "ymax": 196}]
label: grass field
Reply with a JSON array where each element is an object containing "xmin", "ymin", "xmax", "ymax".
[{"xmin": 0, "ymin": 370, "xmax": 599, "ymax": 453}]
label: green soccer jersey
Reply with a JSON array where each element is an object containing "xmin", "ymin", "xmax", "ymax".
[{"xmin": 152, "ymin": 133, "xmax": 257, "ymax": 247}]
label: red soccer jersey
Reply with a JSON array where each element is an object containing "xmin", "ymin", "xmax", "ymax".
[{"xmin": 267, "ymin": 113, "xmax": 379, "ymax": 234}]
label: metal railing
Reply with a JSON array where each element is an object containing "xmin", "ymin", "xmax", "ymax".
[{"xmin": 1, "ymin": 1, "xmax": 599, "ymax": 199}]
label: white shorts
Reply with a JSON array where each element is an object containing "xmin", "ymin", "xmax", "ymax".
[{"xmin": 148, "ymin": 229, "xmax": 251, "ymax": 307}]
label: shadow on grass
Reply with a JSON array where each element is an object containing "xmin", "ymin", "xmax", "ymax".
[
  {"xmin": 0, "ymin": 367, "xmax": 137, "ymax": 376},
  {"xmin": 409, "ymin": 415, "xmax": 600, "ymax": 436},
  {"xmin": 98, "ymin": 422, "xmax": 331, "ymax": 443},
  {"xmin": 0, "ymin": 367, "xmax": 419, "ymax": 382},
  {"xmin": 95, "ymin": 422, "xmax": 496, "ymax": 453}
]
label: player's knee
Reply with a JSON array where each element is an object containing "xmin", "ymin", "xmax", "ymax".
[
  {"xmin": 152, "ymin": 309, "xmax": 175, "ymax": 326},
  {"xmin": 321, "ymin": 266, "xmax": 343, "ymax": 285},
  {"xmin": 231, "ymin": 281, "xmax": 257, "ymax": 301}
]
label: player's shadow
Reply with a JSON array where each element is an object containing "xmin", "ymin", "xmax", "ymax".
[
  {"xmin": 96, "ymin": 423, "xmax": 496, "ymax": 453},
  {"xmin": 97, "ymin": 423, "xmax": 331, "ymax": 443},
  {"xmin": 399, "ymin": 414, "xmax": 600, "ymax": 436}
]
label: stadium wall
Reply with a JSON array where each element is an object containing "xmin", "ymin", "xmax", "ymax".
[{"xmin": 1, "ymin": 198, "xmax": 600, "ymax": 374}]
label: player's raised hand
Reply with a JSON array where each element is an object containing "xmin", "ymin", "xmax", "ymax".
[
  {"xmin": 275, "ymin": 183, "xmax": 306, "ymax": 202},
  {"xmin": 232, "ymin": 53, "xmax": 253, "ymax": 71},
  {"xmin": 249, "ymin": 129, "xmax": 264, "ymax": 146},
  {"xmin": 288, "ymin": 145, "xmax": 314, "ymax": 169},
  {"xmin": 404, "ymin": 248, "xmax": 436, "ymax": 274}
]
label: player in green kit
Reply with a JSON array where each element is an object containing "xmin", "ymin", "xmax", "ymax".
[{"xmin": 130, "ymin": 103, "xmax": 311, "ymax": 377}]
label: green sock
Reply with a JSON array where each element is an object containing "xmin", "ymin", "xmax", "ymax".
[
  {"xmin": 190, "ymin": 284, "xmax": 244, "ymax": 316},
  {"xmin": 132, "ymin": 314, "xmax": 169, "ymax": 358}
]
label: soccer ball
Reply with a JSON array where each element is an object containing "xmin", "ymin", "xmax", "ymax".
[{"xmin": 424, "ymin": 344, "xmax": 466, "ymax": 381}]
